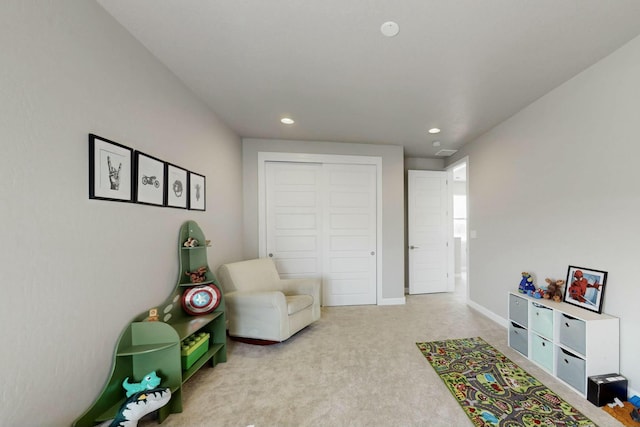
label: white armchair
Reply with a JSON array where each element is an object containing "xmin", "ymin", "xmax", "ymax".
[{"xmin": 217, "ymin": 258, "xmax": 321, "ymax": 343}]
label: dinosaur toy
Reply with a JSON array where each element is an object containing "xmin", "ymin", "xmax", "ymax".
[
  {"xmin": 122, "ymin": 371, "xmax": 161, "ymax": 398},
  {"xmin": 98, "ymin": 387, "xmax": 171, "ymax": 427}
]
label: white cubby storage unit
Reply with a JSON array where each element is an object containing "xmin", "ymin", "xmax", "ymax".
[{"xmin": 507, "ymin": 291, "xmax": 619, "ymax": 396}]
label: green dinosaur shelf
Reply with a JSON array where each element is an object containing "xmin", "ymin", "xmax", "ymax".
[{"xmin": 73, "ymin": 221, "xmax": 226, "ymax": 426}]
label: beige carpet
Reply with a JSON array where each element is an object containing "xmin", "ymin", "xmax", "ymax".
[{"xmin": 141, "ymin": 291, "xmax": 623, "ymax": 427}]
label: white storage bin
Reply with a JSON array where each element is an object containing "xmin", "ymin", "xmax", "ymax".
[
  {"xmin": 530, "ymin": 302, "xmax": 553, "ymax": 340},
  {"xmin": 531, "ymin": 333, "xmax": 553, "ymax": 372}
]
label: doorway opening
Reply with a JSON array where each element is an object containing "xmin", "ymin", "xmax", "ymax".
[{"xmin": 448, "ymin": 158, "xmax": 468, "ymax": 297}]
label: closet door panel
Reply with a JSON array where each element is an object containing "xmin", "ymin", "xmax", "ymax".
[{"xmin": 265, "ymin": 162, "xmax": 322, "ymax": 279}]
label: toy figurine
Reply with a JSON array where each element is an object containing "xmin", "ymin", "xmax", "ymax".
[
  {"xmin": 518, "ymin": 272, "xmax": 536, "ymax": 294},
  {"xmin": 185, "ymin": 266, "xmax": 208, "ymax": 283},
  {"xmin": 532, "ymin": 288, "xmax": 545, "ymax": 299},
  {"xmin": 183, "ymin": 237, "xmax": 199, "ymax": 248},
  {"xmin": 122, "ymin": 371, "xmax": 161, "ymax": 398}
]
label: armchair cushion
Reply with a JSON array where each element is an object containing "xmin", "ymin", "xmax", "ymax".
[{"xmin": 218, "ymin": 258, "xmax": 321, "ymax": 342}]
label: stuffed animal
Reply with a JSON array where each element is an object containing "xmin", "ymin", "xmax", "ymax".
[
  {"xmin": 544, "ymin": 278, "xmax": 565, "ymax": 302},
  {"xmin": 518, "ymin": 272, "xmax": 536, "ymax": 294},
  {"xmin": 99, "ymin": 387, "xmax": 171, "ymax": 427},
  {"xmin": 185, "ymin": 266, "xmax": 207, "ymax": 283}
]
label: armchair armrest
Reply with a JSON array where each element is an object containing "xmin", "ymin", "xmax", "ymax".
[
  {"xmin": 224, "ymin": 291, "xmax": 289, "ymax": 341},
  {"xmin": 280, "ymin": 277, "xmax": 321, "ymax": 320}
]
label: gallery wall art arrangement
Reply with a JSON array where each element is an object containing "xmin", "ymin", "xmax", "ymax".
[{"xmin": 88, "ymin": 133, "xmax": 206, "ymax": 211}]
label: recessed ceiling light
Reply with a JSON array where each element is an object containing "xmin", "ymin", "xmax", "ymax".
[
  {"xmin": 380, "ymin": 21, "xmax": 400, "ymax": 37},
  {"xmin": 428, "ymin": 128, "xmax": 441, "ymax": 134},
  {"xmin": 280, "ymin": 117, "xmax": 295, "ymax": 125}
]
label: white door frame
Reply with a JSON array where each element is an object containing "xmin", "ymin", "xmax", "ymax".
[
  {"xmin": 446, "ymin": 156, "xmax": 469, "ymax": 299},
  {"xmin": 258, "ymin": 152, "xmax": 383, "ymax": 304}
]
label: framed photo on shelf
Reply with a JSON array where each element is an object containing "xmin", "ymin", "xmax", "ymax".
[
  {"xmin": 189, "ymin": 172, "xmax": 206, "ymax": 211},
  {"xmin": 134, "ymin": 151, "xmax": 166, "ymax": 206},
  {"xmin": 564, "ymin": 265, "xmax": 608, "ymax": 313},
  {"xmin": 89, "ymin": 134, "xmax": 133, "ymax": 202},
  {"xmin": 166, "ymin": 163, "xmax": 188, "ymax": 209}
]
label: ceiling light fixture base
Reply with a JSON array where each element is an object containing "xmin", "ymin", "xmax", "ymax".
[{"xmin": 380, "ymin": 21, "xmax": 400, "ymax": 37}]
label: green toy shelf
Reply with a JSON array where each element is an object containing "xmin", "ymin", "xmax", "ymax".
[{"xmin": 73, "ymin": 221, "xmax": 226, "ymax": 427}]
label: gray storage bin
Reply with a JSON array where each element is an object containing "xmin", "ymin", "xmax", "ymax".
[
  {"xmin": 557, "ymin": 347, "xmax": 586, "ymax": 394},
  {"xmin": 509, "ymin": 321, "xmax": 528, "ymax": 356},
  {"xmin": 559, "ymin": 313, "xmax": 586, "ymax": 355},
  {"xmin": 509, "ymin": 294, "xmax": 528, "ymax": 327}
]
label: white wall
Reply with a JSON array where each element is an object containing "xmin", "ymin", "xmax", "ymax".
[
  {"xmin": 0, "ymin": 2, "xmax": 243, "ymax": 425},
  {"xmin": 242, "ymin": 138, "xmax": 405, "ymax": 301},
  {"xmin": 449, "ymin": 34, "xmax": 640, "ymax": 394},
  {"xmin": 405, "ymin": 157, "xmax": 445, "ymax": 171}
]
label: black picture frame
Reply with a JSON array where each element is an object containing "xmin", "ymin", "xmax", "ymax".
[
  {"xmin": 89, "ymin": 134, "xmax": 133, "ymax": 202},
  {"xmin": 166, "ymin": 163, "xmax": 188, "ymax": 209},
  {"xmin": 188, "ymin": 172, "xmax": 206, "ymax": 211},
  {"xmin": 134, "ymin": 151, "xmax": 166, "ymax": 206},
  {"xmin": 563, "ymin": 265, "xmax": 608, "ymax": 314}
]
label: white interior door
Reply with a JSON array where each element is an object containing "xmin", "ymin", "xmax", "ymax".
[
  {"xmin": 323, "ymin": 164, "xmax": 377, "ymax": 306},
  {"xmin": 264, "ymin": 161, "xmax": 377, "ymax": 306},
  {"xmin": 265, "ymin": 162, "xmax": 322, "ymax": 279},
  {"xmin": 408, "ymin": 170, "xmax": 451, "ymax": 294}
]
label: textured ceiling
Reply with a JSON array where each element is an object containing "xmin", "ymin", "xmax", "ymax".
[{"xmin": 97, "ymin": 1, "xmax": 640, "ymax": 157}]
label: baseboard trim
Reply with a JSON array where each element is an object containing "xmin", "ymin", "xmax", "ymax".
[
  {"xmin": 378, "ymin": 296, "xmax": 406, "ymax": 306},
  {"xmin": 466, "ymin": 299, "xmax": 508, "ymax": 328}
]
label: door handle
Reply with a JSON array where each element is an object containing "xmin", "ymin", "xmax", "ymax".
[
  {"xmin": 410, "ymin": 245, "xmax": 420, "ymax": 249},
  {"xmin": 268, "ymin": 253, "xmax": 273, "ymax": 257}
]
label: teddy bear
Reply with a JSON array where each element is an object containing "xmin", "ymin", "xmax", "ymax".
[
  {"xmin": 185, "ymin": 266, "xmax": 207, "ymax": 283},
  {"xmin": 544, "ymin": 278, "xmax": 565, "ymax": 302}
]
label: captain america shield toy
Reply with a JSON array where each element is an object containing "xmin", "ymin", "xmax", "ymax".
[{"xmin": 181, "ymin": 284, "xmax": 221, "ymax": 315}]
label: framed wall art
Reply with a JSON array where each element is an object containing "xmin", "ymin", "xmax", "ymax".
[
  {"xmin": 564, "ymin": 265, "xmax": 608, "ymax": 313},
  {"xmin": 134, "ymin": 151, "xmax": 166, "ymax": 206},
  {"xmin": 166, "ymin": 163, "xmax": 188, "ymax": 209},
  {"xmin": 189, "ymin": 172, "xmax": 206, "ymax": 211},
  {"xmin": 89, "ymin": 134, "xmax": 133, "ymax": 202}
]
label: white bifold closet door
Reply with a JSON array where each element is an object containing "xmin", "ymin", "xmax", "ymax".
[{"xmin": 265, "ymin": 161, "xmax": 377, "ymax": 306}]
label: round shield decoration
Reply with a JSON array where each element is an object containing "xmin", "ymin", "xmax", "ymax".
[{"xmin": 181, "ymin": 284, "xmax": 221, "ymax": 315}]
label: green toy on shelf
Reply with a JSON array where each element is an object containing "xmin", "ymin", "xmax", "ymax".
[{"xmin": 122, "ymin": 371, "xmax": 161, "ymax": 398}]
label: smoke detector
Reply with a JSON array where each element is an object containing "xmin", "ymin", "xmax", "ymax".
[
  {"xmin": 380, "ymin": 21, "xmax": 400, "ymax": 37},
  {"xmin": 435, "ymin": 149, "xmax": 458, "ymax": 157}
]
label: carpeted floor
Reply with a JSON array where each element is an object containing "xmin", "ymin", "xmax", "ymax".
[{"xmin": 140, "ymin": 289, "xmax": 623, "ymax": 426}]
